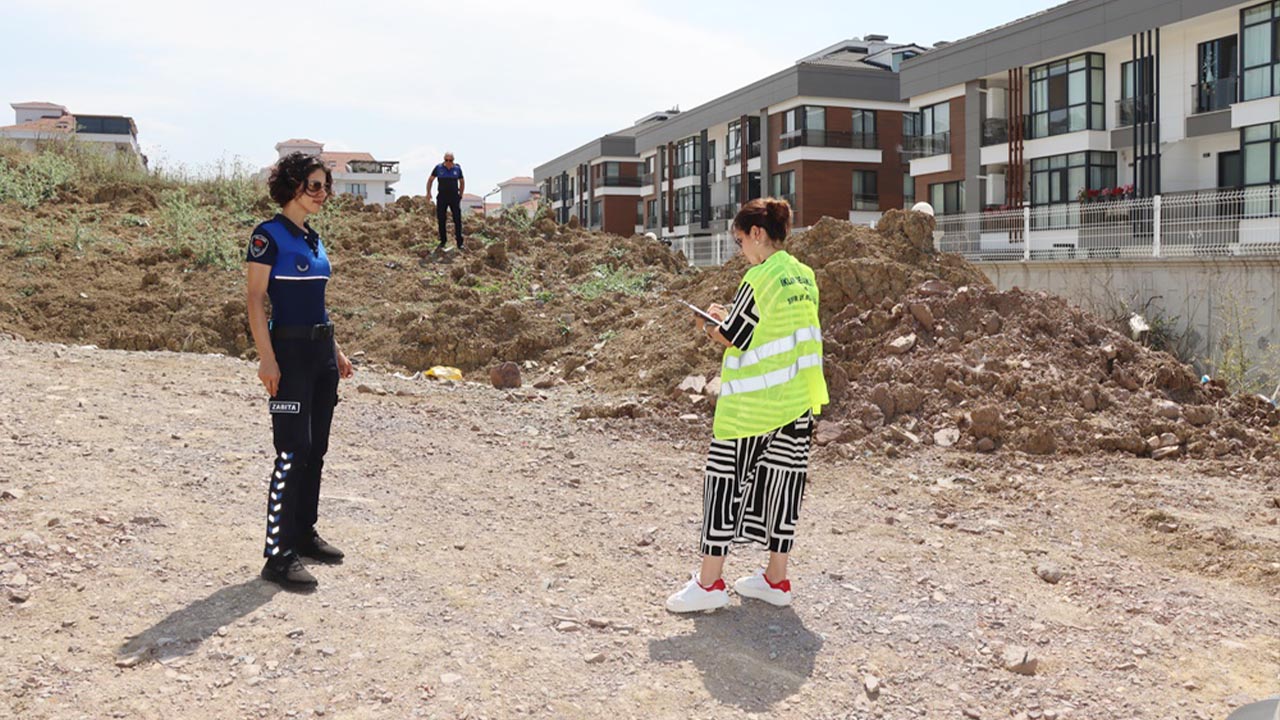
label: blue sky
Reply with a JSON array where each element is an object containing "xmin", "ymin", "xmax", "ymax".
[{"xmin": 1, "ymin": 0, "xmax": 1064, "ymax": 198}]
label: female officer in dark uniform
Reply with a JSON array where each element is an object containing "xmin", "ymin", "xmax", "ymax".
[{"xmin": 246, "ymin": 151, "xmax": 355, "ymax": 588}]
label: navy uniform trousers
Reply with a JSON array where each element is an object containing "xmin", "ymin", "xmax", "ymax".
[{"xmin": 263, "ymin": 336, "xmax": 339, "ymax": 559}]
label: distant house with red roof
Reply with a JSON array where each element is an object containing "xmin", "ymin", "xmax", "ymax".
[
  {"xmin": 273, "ymin": 138, "xmax": 400, "ymax": 206},
  {"xmin": 0, "ymin": 101, "xmax": 146, "ymax": 167}
]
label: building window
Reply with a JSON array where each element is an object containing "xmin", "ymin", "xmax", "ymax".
[
  {"xmin": 852, "ymin": 170, "xmax": 878, "ymax": 211},
  {"xmin": 910, "ymin": 102, "xmax": 950, "ymax": 156},
  {"xmin": 771, "ymin": 171, "xmax": 795, "ymax": 203},
  {"xmin": 782, "ymin": 106, "xmax": 826, "ymax": 149},
  {"xmin": 646, "ymin": 199, "xmax": 658, "ymax": 228},
  {"xmin": 1119, "ymin": 57, "xmax": 1153, "ymax": 126},
  {"xmin": 1029, "ymin": 52, "xmax": 1104, "ymax": 138},
  {"xmin": 707, "ymin": 140, "xmax": 716, "ymax": 180},
  {"xmin": 675, "ymin": 138, "xmax": 701, "ymax": 178},
  {"xmin": 929, "ymin": 181, "xmax": 964, "ymax": 215},
  {"xmin": 1029, "ymin": 152, "xmax": 1117, "ymax": 206},
  {"xmin": 903, "ymin": 173, "xmax": 915, "ymax": 208},
  {"xmin": 726, "ymin": 121, "xmax": 742, "ymax": 165},
  {"xmin": 675, "ymin": 186, "xmax": 702, "ymax": 225},
  {"xmin": 1196, "ymin": 35, "xmax": 1239, "ymax": 112},
  {"xmin": 1243, "ymin": 121, "xmax": 1280, "ymax": 185},
  {"xmin": 852, "ymin": 110, "xmax": 877, "ymax": 148},
  {"xmin": 1243, "ymin": 0, "xmax": 1280, "ymax": 101},
  {"xmin": 590, "ymin": 200, "xmax": 602, "ymax": 227},
  {"xmin": 347, "ymin": 183, "xmax": 367, "ymax": 199}
]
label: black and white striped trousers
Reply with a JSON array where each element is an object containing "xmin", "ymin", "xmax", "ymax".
[{"xmin": 700, "ymin": 411, "xmax": 813, "ymax": 556}]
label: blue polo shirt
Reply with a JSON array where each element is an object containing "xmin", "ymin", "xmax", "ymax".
[
  {"xmin": 245, "ymin": 214, "xmax": 331, "ymax": 326},
  {"xmin": 431, "ymin": 162, "xmax": 464, "ymax": 198}
]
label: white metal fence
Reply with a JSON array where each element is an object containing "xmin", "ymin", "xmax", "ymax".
[
  {"xmin": 935, "ymin": 186, "xmax": 1280, "ymax": 262},
  {"xmin": 668, "ymin": 233, "xmax": 740, "ymax": 267}
]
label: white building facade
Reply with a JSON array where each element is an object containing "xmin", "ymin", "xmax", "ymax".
[
  {"xmin": 273, "ymin": 139, "xmax": 400, "ymax": 206},
  {"xmin": 0, "ymin": 101, "xmax": 146, "ymax": 166}
]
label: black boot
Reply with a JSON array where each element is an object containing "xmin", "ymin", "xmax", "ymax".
[
  {"xmin": 261, "ymin": 553, "xmax": 317, "ymax": 588},
  {"xmin": 298, "ymin": 530, "xmax": 345, "ymax": 564}
]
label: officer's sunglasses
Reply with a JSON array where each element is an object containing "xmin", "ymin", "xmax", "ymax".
[{"xmin": 303, "ymin": 180, "xmax": 332, "ymax": 196}]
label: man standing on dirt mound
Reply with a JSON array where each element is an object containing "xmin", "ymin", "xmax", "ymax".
[
  {"xmin": 666, "ymin": 197, "xmax": 829, "ymax": 613},
  {"xmin": 427, "ymin": 151, "xmax": 465, "ymax": 251},
  {"xmin": 245, "ymin": 152, "xmax": 356, "ymax": 589}
]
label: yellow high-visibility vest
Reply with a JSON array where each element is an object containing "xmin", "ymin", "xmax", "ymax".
[{"xmin": 713, "ymin": 250, "xmax": 828, "ymax": 440}]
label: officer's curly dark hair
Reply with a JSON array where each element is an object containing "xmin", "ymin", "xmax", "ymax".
[{"xmin": 267, "ymin": 152, "xmax": 332, "ymax": 207}]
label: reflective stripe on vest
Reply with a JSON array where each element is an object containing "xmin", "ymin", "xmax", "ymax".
[
  {"xmin": 722, "ymin": 326, "xmax": 823, "ymax": 371},
  {"xmin": 720, "ymin": 352, "xmax": 823, "ymax": 397}
]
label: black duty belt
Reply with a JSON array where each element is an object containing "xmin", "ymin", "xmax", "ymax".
[{"xmin": 271, "ymin": 323, "xmax": 334, "ymax": 341}]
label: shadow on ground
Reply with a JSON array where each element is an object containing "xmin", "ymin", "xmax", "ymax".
[
  {"xmin": 116, "ymin": 579, "xmax": 281, "ymax": 666},
  {"xmin": 647, "ymin": 603, "xmax": 824, "ymax": 713}
]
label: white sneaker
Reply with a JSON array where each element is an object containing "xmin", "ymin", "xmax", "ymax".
[
  {"xmin": 665, "ymin": 572, "xmax": 730, "ymax": 613},
  {"xmin": 734, "ymin": 570, "xmax": 793, "ymax": 607}
]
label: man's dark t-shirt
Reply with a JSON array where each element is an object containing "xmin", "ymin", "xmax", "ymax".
[{"xmin": 432, "ymin": 163, "xmax": 464, "ymax": 199}]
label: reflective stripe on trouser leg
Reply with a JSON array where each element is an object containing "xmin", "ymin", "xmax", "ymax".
[{"xmin": 264, "ymin": 451, "xmax": 294, "ymax": 558}]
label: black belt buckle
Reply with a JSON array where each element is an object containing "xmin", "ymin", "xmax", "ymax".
[{"xmin": 310, "ymin": 323, "xmax": 334, "ymax": 340}]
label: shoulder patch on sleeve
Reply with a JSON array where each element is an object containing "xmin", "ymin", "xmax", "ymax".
[{"xmin": 249, "ymin": 233, "xmax": 270, "ymax": 258}]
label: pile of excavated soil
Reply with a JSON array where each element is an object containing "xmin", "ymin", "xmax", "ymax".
[{"xmin": 1, "ymin": 187, "xmax": 1275, "ymax": 459}]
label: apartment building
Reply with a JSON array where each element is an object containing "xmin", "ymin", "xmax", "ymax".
[
  {"xmin": 0, "ymin": 101, "xmax": 146, "ymax": 167},
  {"xmin": 633, "ymin": 37, "xmax": 928, "ymax": 250},
  {"xmin": 899, "ymin": 0, "xmax": 1280, "ymax": 254},
  {"xmin": 273, "ymin": 139, "xmax": 401, "ymax": 206},
  {"xmin": 534, "ymin": 110, "xmax": 677, "ymax": 236}
]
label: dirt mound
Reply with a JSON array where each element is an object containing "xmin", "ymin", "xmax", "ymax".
[
  {"xmin": 1, "ymin": 179, "xmax": 1275, "ymax": 459},
  {"xmin": 818, "ymin": 282, "xmax": 1278, "ymax": 460}
]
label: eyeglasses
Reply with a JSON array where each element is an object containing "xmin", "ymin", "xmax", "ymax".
[{"xmin": 304, "ymin": 180, "xmax": 331, "ymax": 196}]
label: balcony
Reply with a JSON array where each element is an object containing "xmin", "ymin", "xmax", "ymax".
[
  {"xmin": 712, "ymin": 203, "xmax": 739, "ymax": 221},
  {"xmin": 748, "ymin": 140, "xmax": 761, "ymax": 159},
  {"xmin": 639, "ymin": 173, "xmax": 654, "ymax": 187},
  {"xmin": 905, "ymin": 131, "xmax": 951, "ymax": 157},
  {"xmin": 676, "ymin": 208, "xmax": 704, "ymax": 226},
  {"xmin": 982, "ymin": 118, "xmax": 1008, "ymax": 146},
  {"xmin": 1193, "ymin": 76, "xmax": 1237, "ymax": 114},
  {"xmin": 674, "ymin": 161, "xmax": 701, "ymax": 179},
  {"xmin": 724, "ymin": 150, "xmax": 742, "ymax": 166},
  {"xmin": 852, "ymin": 194, "xmax": 879, "ymax": 212},
  {"xmin": 779, "ymin": 129, "xmax": 877, "ymax": 150},
  {"xmin": 596, "ymin": 175, "xmax": 642, "ymax": 187},
  {"xmin": 346, "ymin": 160, "xmax": 400, "ymax": 174},
  {"xmin": 1116, "ymin": 97, "xmax": 1153, "ymax": 127}
]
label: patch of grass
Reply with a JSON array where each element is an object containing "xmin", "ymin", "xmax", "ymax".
[
  {"xmin": 598, "ymin": 330, "xmax": 618, "ymax": 342},
  {"xmin": 0, "ymin": 151, "xmax": 77, "ymax": 208},
  {"xmin": 158, "ymin": 188, "xmax": 240, "ymax": 269},
  {"xmin": 572, "ymin": 264, "xmax": 652, "ymax": 300},
  {"xmin": 534, "ymin": 290, "xmax": 555, "ymax": 303}
]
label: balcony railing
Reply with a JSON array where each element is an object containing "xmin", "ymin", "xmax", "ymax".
[
  {"xmin": 675, "ymin": 161, "xmax": 701, "ymax": 179},
  {"xmin": 346, "ymin": 160, "xmax": 400, "ymax": 174},
  {"xmin": 1193, "ymin": 76, "xmax": 1237, "ymax": 114},
  {"xmin": 933, "ymin": 186, "xmax": 1280, "ymax": 262},
  {"xmin": 639, "ymin": 173, "xmax": 654, "ymax": 187},
  {"xmin": 676, "ymin": 208, "xmax": 704, "ymax": 226},
  {"xmin": 713, "ymin": 203, "xmax": 739, "ymax": 221},
  {"xmin": 596, "ymin": 175, "xmax": 642, "ymax": 187},
  {"xmin": 778, "ymin": 129, "xmax": 878, "ymax": 151},
  {"xmin": 852, "ymin": 194, "xmax": 879, "ymax": 212},
  {"xmin": 1116, "ymin": 97, "xmax": 1153, "ymax": 127},
  {"xmin": 748, "ymin": 140, "xmax": 761, "ymax": 159},
  {"xmin": 549, "ymin": 190, "xmax": 562, "ymax": 201},
  {"xmin": 982, "ymin": 118, "xmax": 1008, "ymax": 146},
  {"xmin": 724, "ymin": 149, "xmax": 742, "ymax": 166},
  {"xmin": 904, "ymin": 131, "xmax": 951, "ymax": 157}
]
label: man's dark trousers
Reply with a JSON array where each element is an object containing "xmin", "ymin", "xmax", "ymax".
[{"xmin": 436, "ymin": 195, "xmax": 463, "ymax": 248}]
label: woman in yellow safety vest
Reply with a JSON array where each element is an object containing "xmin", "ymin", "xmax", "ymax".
[{"xmin": 666, "ymin": 197, "xmax": 829, "ymax": 613}]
